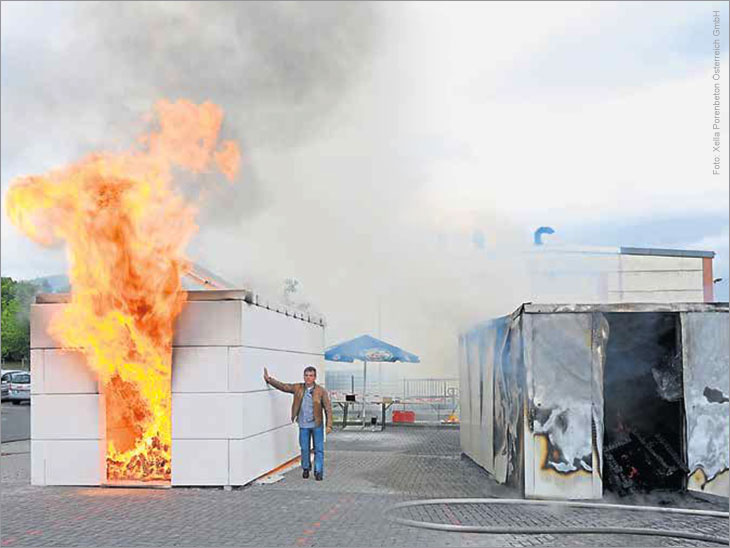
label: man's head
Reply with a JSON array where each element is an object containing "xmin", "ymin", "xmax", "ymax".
[{"xmin": 303, "ymin": 366, "xmax": 317, "ymax": 387}]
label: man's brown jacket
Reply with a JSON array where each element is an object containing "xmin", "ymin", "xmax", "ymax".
[{"xmin": 266, "ymin": 377, "xmax": 333, "ymax": 430}]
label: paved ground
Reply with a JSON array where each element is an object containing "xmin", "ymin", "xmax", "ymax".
[
  {"xmin": 1, "ymin": 403, "xmax": 30, "ymax": 443},
  {"xmin": 2, "ymin": 427, "xmax": 727, "ymax": 547}
]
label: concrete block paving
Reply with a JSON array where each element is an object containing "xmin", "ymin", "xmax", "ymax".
[{"xmin": 2, "ymin": 428, "xmax": 727, "ymax": 546}]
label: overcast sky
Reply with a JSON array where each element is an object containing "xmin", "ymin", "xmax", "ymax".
[{"xmin": 2, "ymin": 2, "xmax": 728, "ymax": 373}]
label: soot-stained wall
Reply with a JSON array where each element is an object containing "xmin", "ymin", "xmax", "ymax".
[{"xmin": 460, "ymin": 303, "xmax": 729, "ymax": 500}]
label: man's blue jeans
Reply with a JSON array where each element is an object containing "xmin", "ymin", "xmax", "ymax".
[{"xmin": 299, "ymin": 425, "xmax": 324, "ymax": 474}]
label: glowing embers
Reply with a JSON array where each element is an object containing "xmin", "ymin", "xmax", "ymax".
[
  {"xmin": 104, "ymin": 374, "xmax": 171, "ymax": 483},
  {"xmin": 602, "ymin": 312, "xmax": 686, "ymax": 495},
  {"xmin": 603, "ymin": 430, "xmax": 688, "ymax": 496}
]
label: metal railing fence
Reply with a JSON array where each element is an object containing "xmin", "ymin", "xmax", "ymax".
[{"xmin": 324, "ymin": 372, "xmax": 460, "ymax": 424}]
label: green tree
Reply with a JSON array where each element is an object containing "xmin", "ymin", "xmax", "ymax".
[{"xmin": 1, "ymin": 277, "xmax": 42, "ymax": 363}]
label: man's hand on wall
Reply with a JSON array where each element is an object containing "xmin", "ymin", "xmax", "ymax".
[{"xmin": 263, "ymin": 367, "xmax": 271, "ymax": 384}]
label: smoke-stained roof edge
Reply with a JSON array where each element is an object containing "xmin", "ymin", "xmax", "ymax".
[
  {"xmin": 519, "ymin": 302, "xmax": 729, "ymax": 314},
  {"xmin": 620, "ymin": 247, "xmax": 715, "ymax": 259},
  {"xmin": 35, "ymin": 290, "xmax": 326, "ymax": 326}
]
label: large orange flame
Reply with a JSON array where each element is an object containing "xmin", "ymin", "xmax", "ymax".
[{"xmin": 6, "ymin": 99, "xmax": 240, "ymax": 482}]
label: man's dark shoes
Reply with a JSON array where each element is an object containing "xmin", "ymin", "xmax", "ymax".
[
  {"xmin": 302, "ymin": 469, "xmax": 310, "ymax": 479},
  {"xmin": 314, "ymin": 472, "xmax": 323, "ymax": 481}
]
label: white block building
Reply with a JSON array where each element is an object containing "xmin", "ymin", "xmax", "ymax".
[
  {"xmin": 528, "ymin": 245, "xmax": 716, "ymax": 304},
  {"xmin": 30, "ymin": 289, "xmax": 325, "ymax": 487}
]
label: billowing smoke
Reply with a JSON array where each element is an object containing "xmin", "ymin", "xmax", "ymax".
[{"xmin": 2, "ymin": 2, "xmax": 533, "ymax": 377}]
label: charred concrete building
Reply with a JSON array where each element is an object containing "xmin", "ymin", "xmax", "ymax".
[{"xmin": 459, "ymin": 302, "xmax": 729, "ymax": 500}]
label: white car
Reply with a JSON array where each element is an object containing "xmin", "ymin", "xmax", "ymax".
[
  {"xmin": 0, "ymin": 369, "xmax": 23, "ymax": 400},
  {"xmin": 1, "ymin": 370, "xmax": 30, "ymax": 404}
]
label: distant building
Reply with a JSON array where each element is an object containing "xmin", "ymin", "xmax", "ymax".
[{"xmin": 527, "ymin": 245, "xmax": 716, "ymax": 304}]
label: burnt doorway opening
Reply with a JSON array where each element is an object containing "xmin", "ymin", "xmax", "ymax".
[{"xmin": 602, "ymin": 312, "xmax": 688, "ymax": 495}]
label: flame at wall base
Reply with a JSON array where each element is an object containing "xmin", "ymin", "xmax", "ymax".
[
  {"xmin": 103, "ymin": 373, "xmax": 172, "ymax": 482},
  {"xmin": 5, "ymin": 99, "xmax": 241, "ymax": 483}
]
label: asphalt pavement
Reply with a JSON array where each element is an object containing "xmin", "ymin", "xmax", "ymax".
[{"xmin": 1, "ymin": 402, "xmax": 30, "ymax": 443}]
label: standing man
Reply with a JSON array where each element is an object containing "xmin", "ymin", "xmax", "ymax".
[{"xmin": 263, "ymin": 366, "xmax": 333, "ymax": 481}]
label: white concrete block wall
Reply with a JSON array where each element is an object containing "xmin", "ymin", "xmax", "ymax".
[
  {"xmin": 229, "ymin": 424, "xmax": 299, "ymax": 486},
  {"xmin": 173, "ymin": 301, "xmax": 243, "ymax": 346},
  {"xmin": 527, "ymin": 249, "xmax": 709, "ymax": 304},
  {"xmin": 171, "ymin": 347, "xmax": 229, "ymax": 393},
  {"xmin": 613, "ymin": 255, "xmax": 705, "ymax": 303},
  {"xmin": 228, "ymin": 347, "xmax": 323, "ymax": 393},
  {"xmin": 32, "ymin": 394, "xmax": 100, "ymax": 439},
  {"xmin": 172, "ymin": 393, "xmax": 243, "ymax": 440},
  {"xmin": 613, "ymin": 270, "xmax": 704, "ymax": 292},
  {"xmin": 241, "ymin": 303, "xmax": 324, "ymax": 353},
  {"xmin": 31, "ymin": 293, "xmax": 324, "ymax": 487},
  {"xmin": 32, "ymin": 440, "xmax": 103, "ymax": 486},
  {"xmin": 30, "ymin": 344, "xmax": 102, "ymax": 486},
  {"xmin": 32, "ymin": 349, "xmax": 98, "ymax": 395},
  {"xmin": 170, "ymin": 303, "xmax": 322, "ymax": 486},
  {"xmin": 240, "ymin": 391, "xmax": 293, "ymax": 437},
  {"xmin": 171, "ymin": 439, "xmax": 229, "ymax": 486},
  {"xmin": 615, "ymin": 290, "xmax": 704, "ymax": 303},
  {"xmin": 618, "ymin": 255, "xmax": 703, "ymax": 272},
  {"xmin": 30, "ymin": 304, "xmax": 65, "ymax": 348}
]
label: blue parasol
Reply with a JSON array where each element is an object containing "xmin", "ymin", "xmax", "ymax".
[
  {"xmin": 325, "ymin": 334, "xmax": 420, "ymax": 364},
  {"xmin": 325, "ymin": 335, "xmax": 419, "ymax": 426}
]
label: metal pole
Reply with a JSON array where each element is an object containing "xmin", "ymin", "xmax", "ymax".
[
  {"xmin": 377, "ymin": 299, "xmax": 382, "ymax": 399},
  {"xmin": 378, "ymin": 362, "xmax": 382, "ymax": 397},
  {"xmin": 377, "ymin": 300, "xmax": 382, "ymax": 338},
  {"xmin": 362, "ymin": 360, "xmax": 367, "ymax": 428}
]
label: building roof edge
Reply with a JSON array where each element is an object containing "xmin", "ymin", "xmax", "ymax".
[{"xmin": 620, "ymin": 247, "xmax": 715, "ymax": 259}]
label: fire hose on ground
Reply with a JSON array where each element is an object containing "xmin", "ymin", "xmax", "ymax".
[{"xmin": 387, "ymin": 498, "xmax": 730, "ymax": 545}]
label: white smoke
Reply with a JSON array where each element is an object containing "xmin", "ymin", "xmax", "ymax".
[{"xmin": 3, "ymin": 2, "xmax": 725, "ymax": 377}]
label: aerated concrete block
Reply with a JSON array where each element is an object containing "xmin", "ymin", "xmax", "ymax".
[
  {"xmin": 172, "ymin": 393, "xmax": 243, "ymax": 439},
  {"xmin": 171, "ymin": 391, "xmax": 296, "ymax": 440},
  {"xmin": 32, "ymin": 349, "xmax": 98, "ymax": 395},
  {"xmin": 241, "ymin": 304, "xmax": 323, "ymax": 354},
  {"xmin": 171, "ymin": 346, "xmax": 229, "ymax": 393},
  {"xmin": 173, "ymin": 301, "xmax": 242, "ymax": 346},
  {"xmin": 30, "ymin": 304, "xmax": 66, "ymax": 349},
  {"xmin": 32, "ymin": 394, "xmax": 100, "ymax": 440},
  {"xmin": 619, "ymin": 254, "xmax": 702, "ymax": 272},
  {"xmin": 31, "ymin": 440, "xmax": 102, "ymax": 486},
  {"xmin": 617, "ymin": 290, "xmax": 704, "ymax": 303},
  {"xmin": 171, "ymin": 439, "xmax": 229, "ymax": 486},
  {"xmin": 616, "ymin": 270, "xmax": 704, "ymax": 292},
  {"xmin": 228, "ymin": 347, "xmax": 322, "ymax": 393},
  {"xmin": 30, "ymin": 349, "xmax": 45, "ymax": 394},
  {"xmin": 241, "ymin": 390, "xmax": 294, "ymax": 438},
  {"xmin": 229, "ymin": 425, "xmax": 299, "ymax": 486}
]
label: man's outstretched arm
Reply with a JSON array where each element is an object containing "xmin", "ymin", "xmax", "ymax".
[{"xmin": 263, "ymin": 367, "xmax": 296, "ymax": 394}]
